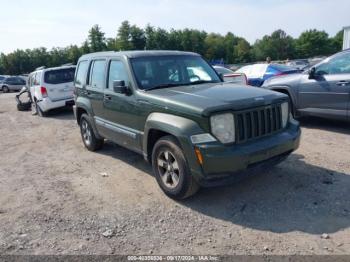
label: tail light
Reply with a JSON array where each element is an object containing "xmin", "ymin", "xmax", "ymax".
[{"xmin": 40, "ymin": 86, "xmax": 48, "ymax": 98}]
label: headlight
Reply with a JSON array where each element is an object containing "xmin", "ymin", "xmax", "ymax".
[
  {"xmin": 210, "ymin": 113, "xmax": 235, "ymax": 144},
  {"xmin": 281, "ymin": 102, "xmax": 289, "ymax": 128}
]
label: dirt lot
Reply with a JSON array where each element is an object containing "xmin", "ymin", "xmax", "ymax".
[{"xmin": 0, "ymin": 92, "xmax": 350, "ymax": 255}]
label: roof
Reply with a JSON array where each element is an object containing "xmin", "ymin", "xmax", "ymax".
[
  {"xmin": 32, "ymin": 65, "xmax": 76, "ymax": 73},
  {"xmin": 80, "ymin": 50, "xmax": 200, "ymax": 59},
  {"xmin": 343, "ymin": 26, "xmax": 350, "ymax": 30}
]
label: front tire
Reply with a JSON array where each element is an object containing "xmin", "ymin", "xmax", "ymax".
[
  {"xmin": 80, "ymin": 114, "xmax": 104, "ymax": 151},
  {"xmin": 152, "ymin": 136, "xmax": 199, "ymax": 200}
]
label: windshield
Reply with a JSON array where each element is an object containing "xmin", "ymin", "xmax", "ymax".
[
  {"xmin": 130, "ymin": 55, "xmax": 221, "ymax": 90},
  {"xmin": 214, "ymin": 66, "xmax": 234, "ymax": 75},
  {"xmin": 270, "ymin": 64, "xmax": 295, "ymax": 72},
  {"xmin": 44, "ymin": 68, "xmax": 75, "ymax": 84}
]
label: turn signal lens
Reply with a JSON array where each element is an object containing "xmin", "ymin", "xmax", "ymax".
[{"xmin": 194, "ymin": 147, "xmax": 204, "ymax": 166}]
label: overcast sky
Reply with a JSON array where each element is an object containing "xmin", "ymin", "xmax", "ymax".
[{"xmin": 0, "ymin": 0, "xmax": 349, "ymax": 54}]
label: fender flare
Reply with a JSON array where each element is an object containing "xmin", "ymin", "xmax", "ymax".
[
  {"xmin": 143, "ymin": 112, "xmax": 205, "ymax": 167},
  {"xmin": 269, "ymin": 86, "xmax": 297, "ymax": 114}
]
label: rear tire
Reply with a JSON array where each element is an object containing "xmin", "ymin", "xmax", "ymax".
[
  {"xmin": 152, "ymin": 136, "xmax": 199, "ymax": 200},
  {"xmin": 32, "ymin": 100, "xmax": 46, "ymax": 117},
  {"xmin": 31, "ymin": 100, "xmax": 38, "ymax": 115},
  {"xmin": 80, "ymin": 114, "xmax": 104, "ymax": 151},
  {"xmin": 2, "ymin": 86, "xmax": 9, "ymax": 93}
]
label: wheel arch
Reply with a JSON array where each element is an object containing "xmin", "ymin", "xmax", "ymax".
[
  {"xmin": 269, "ymin": 86, "xmax": 297, "ymax": 116},
  {"xmin": 143, "ymin": 113, "xmax": 204, "ymax": 165}
]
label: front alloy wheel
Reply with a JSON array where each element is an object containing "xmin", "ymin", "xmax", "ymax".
[
  {"xmin": 152, "ymin": 136, "xmax": 199, "ymax": 199},
  {"xmin": 157, "ymin": 150, "xmax": 180, "ymax": 189}
]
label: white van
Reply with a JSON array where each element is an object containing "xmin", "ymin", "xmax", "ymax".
[{"xmin": 28, "ymin": 65, "xmax": 76, "ymax": 116}]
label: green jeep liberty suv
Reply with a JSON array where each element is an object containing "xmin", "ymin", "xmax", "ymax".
[{"xmin": 73, "ymin": 51, "xmax": 301, "ymax": 199}]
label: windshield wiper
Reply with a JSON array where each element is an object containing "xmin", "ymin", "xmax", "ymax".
[
  {"xmin": 185, "ymin": 80, "xmax": 220, "ymax": 85},
  {"xmin": 145, "ymin": 80, "xmax": 220, "ymax": 91},
  {"xmin": 145, "ymin": 83, "xmax": 186, "ymax": 91}
]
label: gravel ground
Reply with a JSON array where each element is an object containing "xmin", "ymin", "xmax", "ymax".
[{"xmin": 0, "ymin": 92, "xmax": 349, "ymax": 255}]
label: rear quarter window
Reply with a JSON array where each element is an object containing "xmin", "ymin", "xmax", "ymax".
[
  {"xmin": 75, "ymin": 61, "xmax": 89, "ymax": 87},
  {"xmin": 44, "ymin": 68, "xmax": 75, "ymax": 85}
]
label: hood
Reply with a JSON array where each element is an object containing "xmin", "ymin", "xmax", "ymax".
[
  {"xmin": 142, "ymin": 82, "xmax": 288, "ymax": 116},
  {"xmin": 263, "ymin": 72, "xmax": 303, "ymax": 87}
]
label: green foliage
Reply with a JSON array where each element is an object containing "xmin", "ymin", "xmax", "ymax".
[
  {"xmin": 331, "ymin": 30, "xmax": 344, "ymax": 52},
  {"xmin": 252, "ymin": 29, "xmax": 295, "ymax": 61},
  {"xmin": 0, "ymin": 21, "xmax": 345, "ymax": 75},
  {"xmin": 88, "ymin": 25, "xmax": 107, "ymax": 52},
  {"xmin": 295, "ymin": 29, "xmax": 333, "ymax": 58}
]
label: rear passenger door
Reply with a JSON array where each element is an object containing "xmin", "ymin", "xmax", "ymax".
[{"xmin": 86, "ymin": 59, "xmax": 107, "ymax": 120}]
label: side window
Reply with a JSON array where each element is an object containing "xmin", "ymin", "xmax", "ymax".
[
  {"xmin": 108, "ymin": 60, "xmax": 129, "ymax": 89},
  {"xmin": 29, "ymin": 74, "xmax": 34, "ymax": 87},
  {"xmin": 6, "ymin": 77, "xmax": 14, "ymax": 84},
  {"xmin": 316, "ymin": 52, "xmax": 350, "ymax": 75},
  {"xmin": 75, "ymin": 61, "xmax": 89, "ymax": 87},
  {"xmin": 34, "ymin": 72, "xmax": 41, "ymax": 85},
  {"xmin": 89, "ymin": 60, "xmax": 106, "ymax": 89}
]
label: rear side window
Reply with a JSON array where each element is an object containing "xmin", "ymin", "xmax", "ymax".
[
  {"xmin": 34, "ymin": 72, "xmax": 41, "ymax": 85},
  {"xmin": 75, "ymin": 61, "xmax": 89, "ymax": 87},
  {"xmin": 90, "ymin": 60, "xmax": 106, "ymax": 89},
  {"xmin": 13, "ymin": 77, "xmax": 26, "ymax": 85},
  {"xmin": 44, "ymin": 68, "xmax": 75, "ymax": 84}
]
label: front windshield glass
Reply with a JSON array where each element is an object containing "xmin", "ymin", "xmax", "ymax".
[{"xmin": 130, "ymin": 55, "xmax": 221, "ymax": 90}]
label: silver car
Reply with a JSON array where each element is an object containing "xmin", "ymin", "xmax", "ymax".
[
  {"xmin": 1, "ymin": 76, "xmax": 26, "ymax": 93},
  {"xmin": 263, "ymin": 49, "xmax": 350, "ymax": 121}
]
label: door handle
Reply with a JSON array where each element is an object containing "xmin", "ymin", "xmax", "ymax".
[
  {"xmin": 104, "ymin": 94, "xmax": 112, "ymax": 101},
  {"xmin": 336, "ymin": 81, "xmax": 350, "ymax": 86}
]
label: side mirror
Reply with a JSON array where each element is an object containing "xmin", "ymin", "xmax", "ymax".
[
  {"xmin": 113, "ymin": 80, "xmax": 128, "ymax": 94},
  {"xmin": 219, "ymin": 73, "xmax": 224, "ymax": 81},
  {"xmin": 308, "ymin": 67, "xmax": 316, "ymax": 79}
]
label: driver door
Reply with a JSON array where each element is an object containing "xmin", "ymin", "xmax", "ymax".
[{"xmin": 298, "ymin": 51, "xmax": 350, "ymax": 119}]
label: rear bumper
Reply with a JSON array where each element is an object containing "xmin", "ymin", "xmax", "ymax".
[
  {"xmin": 37, "ymin": 97, "xmax": 74, "ymax": 112},
  {"xmin": 191, "ymin": 120, "xmax": 301, "ymax": 187}
]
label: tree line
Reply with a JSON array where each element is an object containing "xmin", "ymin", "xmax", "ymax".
[{"xmin": 0, "ymin": 21, "xmax": 344, "ymax": 75}]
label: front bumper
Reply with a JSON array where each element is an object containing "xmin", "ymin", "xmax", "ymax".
[{"xmin": 190, "ymin": 120, "xmax": 301, "ymax": 186}]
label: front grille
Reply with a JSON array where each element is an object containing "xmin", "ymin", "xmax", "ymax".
[{"xmin": 236, "ymin": 104, "xmax": 283, "ymax": 143}]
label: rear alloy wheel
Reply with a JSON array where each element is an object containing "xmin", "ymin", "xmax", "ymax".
[
  {"xmin": 2, "ymin": 86, "xmax": 9, "ymax": 93},
  {"xmin": 152, "ymin": 136, "xmax": 199, "ymax": 199},
  {"xmin": 80, "ymin": 114, "xmax": 104, "ymax": 151}
]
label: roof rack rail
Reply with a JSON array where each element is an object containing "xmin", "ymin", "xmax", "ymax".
[
  {"xmin": 35, "ymin": 66, "xmax": 46, "ymax": 71},
  {"xmin": 61, "ymin": 63, "xmax": 74, "ymax": 66}
]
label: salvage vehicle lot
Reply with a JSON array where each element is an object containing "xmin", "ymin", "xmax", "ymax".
[{"xmin": 0, "ymin": 92, "xmax": 350, "ymax": 255}]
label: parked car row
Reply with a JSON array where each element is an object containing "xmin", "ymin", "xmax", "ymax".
[{"xmin": 235, "ymin": 63, "xmax": 301, "ymax": 87}]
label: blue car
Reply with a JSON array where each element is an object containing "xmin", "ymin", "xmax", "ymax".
[{"xmin": 236, "ymin": 63, "xmax": 300, "ymax": 87}]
